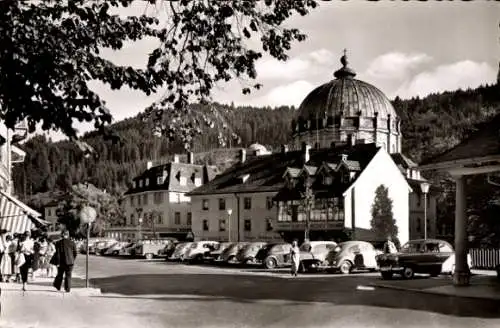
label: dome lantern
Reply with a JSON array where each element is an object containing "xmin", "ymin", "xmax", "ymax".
[{"xmin": 333, "ymin": 49, "xmax": 356, "ymax": 79}]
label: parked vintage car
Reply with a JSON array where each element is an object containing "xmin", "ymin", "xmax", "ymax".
[
  {"xmin": 158, "ymin": 239, "xmax": 178, "ymax": 257},
  {"xmin": 376, "ymin": 239, "xmax": 470, "ymax": 279},
  {"xmin": 94, "ymin": 240, "xmax": 117, "ymax": 256},
  {"xmin": 299, "ymin": 241, "xmax": 338, "ymax": 272},
  {"xmin": 103, "ymin": 242, "xmax": 131, "ymax": 256},
  {"xmin": 256, "ymin": 243, "xmax": 292, "ymax": 269},
  {"xmin": 168, "ymin": 242, "xmax": 193, "ymax": 261},
  {"xmin": 203, "ymin": 242, "xmax": 234, "ymax": 263},
  {"xmin": 215, "ymin": 242, "xmax": 248, "ymax": 264},
  {"xmin": 135, "ymin": 239, "xmax": 171, "ymax": 260},
  {"xmin": 235, "ymin": 242, "xmax": 267, "ymax": 265},
  {"xmin": 323, "ymin": 241, "xmax": 382, "ymax": 274},
  {"xmin": 185, "ymin": 241, "xmax": 220, "ymax": 263},
  {"xmin": 119, "ymin": 242, "xmax": 137, "ymax": 256}
]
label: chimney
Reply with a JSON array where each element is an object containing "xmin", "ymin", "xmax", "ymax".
[
  {"xmin": 187, "ymin": 151, "xmax": 194, "ymax": 164},
  {"xmin": 240, "ymin": 149, "xmax": 247, "ymax": 163},
  {"xmin": 302, "ymin": 142, "xmax": 311, "ymax": 163},
  {"xmin": 173, "ymin": 154, "xmax": 180, "ymax": 163},
  {"xmin": 281, "ymin": 144, "xmax": 288, "ymax": 154},
  {"xmin": 147, "ymin": 161, "xmax": 153, "ymax": 170}
]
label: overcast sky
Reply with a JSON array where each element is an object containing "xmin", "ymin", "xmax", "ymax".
[{"xmin": 45, "ymin": 1, "xmax": 499, "ymax": 140}]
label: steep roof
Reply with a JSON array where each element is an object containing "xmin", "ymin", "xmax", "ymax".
[
  {"xmin": 391, "ymin": 153, "xmax": 418, "ymax": 170},
  {"xmin": 125, "ymin": 162, "xmax": 219, "ymax": 195},
  {"xmin": 420, "ymin": 114, "xmax": 500, "ymax": 167},
  {"xmin": 188, "ymin": 143, "xmax": 380, "ymax": 196}
]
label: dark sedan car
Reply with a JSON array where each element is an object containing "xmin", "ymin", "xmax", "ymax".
[
  {"xmin": 256, "ymin": 243, "xmax": 292, "ymax": 269},
  {"xmin": 376, "ymin": 239, "xmax": 455, "ymax": 279}
]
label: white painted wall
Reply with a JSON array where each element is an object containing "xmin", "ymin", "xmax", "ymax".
[
  {"xmin": 343, "ymin": 148, "xmax": 411, "ymax": 245},
  {"xmin": 122, "ymin": 191, "xmax": 192, "ymax": 233},
  {"xmin": 191, "ymin": 192, "xmax": 282, "ymax": 242}
]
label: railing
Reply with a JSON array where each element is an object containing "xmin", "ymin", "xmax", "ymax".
[{"xmin": 470, "ymin": 248, "xmax": 500, "ymax": 269}]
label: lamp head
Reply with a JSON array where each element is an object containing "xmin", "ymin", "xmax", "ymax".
[
  {"xmin": 227, "ymin": 209, "xmax": 233, "ymax": 216},
  {"xmin": 420, "ymin": 182, "xmax": 430, "ymax": 194}
]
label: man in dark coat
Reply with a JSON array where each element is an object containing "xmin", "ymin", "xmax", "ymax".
[{"xmin": 52, "ymin": 231, "xmax": 77, "ymax": 292}]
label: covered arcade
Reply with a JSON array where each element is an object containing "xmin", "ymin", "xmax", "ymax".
[{"xmin": 420, "ymin": 114, "xmax": 500, "ymax": 286}]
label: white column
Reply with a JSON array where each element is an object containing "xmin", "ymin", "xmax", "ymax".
[{"xmin": 452, "ymin": 174, "xmax": 470, "ymax": 286}]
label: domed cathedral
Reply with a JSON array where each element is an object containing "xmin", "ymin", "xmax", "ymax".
[{"xmin": 290, "ymin": 50, "xmax": 402, "ymax": 154}]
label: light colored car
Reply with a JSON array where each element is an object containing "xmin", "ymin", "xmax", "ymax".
[
  {"xmin": 299, "ymin": 241, "xmax": 338, "ymax": 273},
  {"xmin": 104, "ymin": 241, "xmax": 130, "ymax": 256},
  {"xmin": 119, "ymin": 243, "xmax": 137, "ymax": 256},
  {"xmin": 94, "ymin": 240, "xmax": 117, "ymax": 256},
  {"xmin": 168, "ymin": 242, "xmax": 193, "ymax": 261},
  {"xmin": 215, "ymin": 242, "xmax": 249, "ymax": 264},
  {"xmin": 324, "ymin": 241, "xmax": 382, "ymax": 274},
  {"xmin": 236, "ymin": 242, "xmax": 267, "ymax": 265},
  {"xmin": 185, "ymin": 241, "xmax": 220, "ymax": 263},
  {"xmin": 441, "ymin": 252, "xmax": 473, "ymax": 274}
]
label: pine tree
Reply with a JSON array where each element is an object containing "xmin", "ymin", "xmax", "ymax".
[{"xmin": 370, "ymin": 185, "xmax": 399, "ymax": 242}]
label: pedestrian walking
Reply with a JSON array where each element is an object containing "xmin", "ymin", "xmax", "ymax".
[
  {"xmin": 383, "ymin": 235, "xmax": 398, "ymax": 254},
  {"xmin": 46, "ymin": 238, "xmax": 57, "ymax": 278},
  {"xmin": 52, "ymin": 231, "xmax": 77, "ymax": 293},
  {"xmin": 0, "ymin": 234, "xmax": 13, "ymax": 282},
  {"xmin": 10, "ymin": 234, "xmax": 20, "ymax": 282},
  {"xmin": 18, "ymin": 230, "xmax": 34, "ymax": 291},
  {"xmin": 290, "ymin": 239, "xmax": 301, "ymax": 277}
]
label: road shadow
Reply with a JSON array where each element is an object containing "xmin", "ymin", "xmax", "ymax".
[{"xmin": 89, "ymin": 273, "xmax": 500, "ymax": 319}]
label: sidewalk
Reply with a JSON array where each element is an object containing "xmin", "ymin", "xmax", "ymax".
[
  {"xmin": 371, "ymin": 272, "xmax": 500, "ymax": 301},
  {"xmin": 0, "ymin": 282, "xmax": 164, "ymax": 328}
]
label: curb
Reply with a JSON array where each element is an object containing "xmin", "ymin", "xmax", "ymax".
[{"xmin": 369, "ymin": 283, "xmax": 500, "ymax": 301}]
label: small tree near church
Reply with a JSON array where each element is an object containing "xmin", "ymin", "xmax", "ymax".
[{"xmin": 371, "ymin": 185, "xmax": 399, "ymax": 245}]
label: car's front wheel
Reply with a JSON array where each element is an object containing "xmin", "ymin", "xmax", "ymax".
[
  {"xmin": 381, "ymin": 271, "xmax": 393, "ymax": 280},
  {"xmin": 145, "ymin": 253, "xmax": 154, "ymax": 260},
  {"xmin": 265, "ymin": 257, "xmax": 277, "ymax": 270},
  {"xmin": 339, "ymin": 260, "xmax": 353, "ymax": 274},
  {"xmin": 402, "ymin": 267, "xmax": 415, "ymax": 279}
]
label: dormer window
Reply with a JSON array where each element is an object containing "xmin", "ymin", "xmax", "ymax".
[
  {"xmin": 139, "ymin": 180, "xmax": 143, "ymax": 188},
  {"xmin": 135, "ymin": 181, "xmax": 139, "ymax": 188},
  {"xmin": 240, "ymin": 174, "xmax": 250, "ymax": 183},
  {"xmin": 324, "ymin": 176, "xmax": 333, "ymax": 185},
  {"xmin": 180, "ymin": 176, "xmax": 187, "ymax": 186},
  {"xmin": 145, "ymin": 178, "xmax": 149, "ymax": 187},
  {"xmin": 157, "ymin": 176, "xmax": 165, "ymax": 184},
  {"xmin": 194, "ymin": 177, "xmax": 202, "ymax": 186}
]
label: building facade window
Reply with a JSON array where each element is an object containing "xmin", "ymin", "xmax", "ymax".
[
  {"xmin": 265, "ymin": 217, "xmax": 273, "ymax": 231},
  {"xmin": 130, "ymin": 196, "xmax": 135, "ymax": 207},
  {"xmin": 219, "ymin": 219, "xmax": 226, "ymax": 232},
  {"xmin": 174, "ymin": 212, "xmax": 181, "ymax": 225},
  {"xmin": 187, "ymin": 212, "xmax": 192, "ymax": 226},
  {"xmin": 154, "ymin": 192, "xmax": 163, "ymax": 204},
  {"xmin": 137, "ymin": 196, "xmax": 142, "ymax": 206},
  {"xmin": 157, "ymin": 213, "xmax": 163, "ymax": 225},
  {"xmin": 416, "ymin": 193, "xmax": 421, "ymax": 207},
  {"xmin": 203, "ymin": 219, "xmax": 209, "ymax": 231},
  {"xmin": 244, "ymin": 219, "xmax": 251, "ymax": 231},
  {"xmin": 202, "ymin": 199, "xmax": 209, "ymax": 210},
  {"xmin": 143, "ymin": 194, "xmax": 148, "ymax": 205},
  {"xmin": 130, "ymin": 214, "xmax": 135, "ymax": 226},
  {"xmin": 180, "ymin": 176, "xmax": 187, "ymax": 186},
  {"xmin": 219, "ymin": 198, "xmax": 226, "ymax": 210},
  {"xmin": 244, "ymin": 197, "xmax": 252, "ymax": 210},
  {"xmin": 266, "ymin": 197, "xmax": 273, "ymax": 210}
]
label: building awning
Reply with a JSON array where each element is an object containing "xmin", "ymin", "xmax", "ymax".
[{"xmin": 0, "ymin": 190, "xmax": 49, "ymax": 233}]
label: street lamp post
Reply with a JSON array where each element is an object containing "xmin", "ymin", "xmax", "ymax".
[
  {"xmin": 138, "ymin": 217, "xmax": 143, "ymax": 240},
  {"xmin": 420, "ymin": 182, "xmax": 430, "ymax": 240},
  {"xmin": 227, "ymin": 208, "xmax": 233, "ymax": 242},
  {"xmin": 79, "ymin": 206, "xmax": 96, "ymax": 288}
]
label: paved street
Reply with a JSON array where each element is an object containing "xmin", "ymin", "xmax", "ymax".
[{"xmin": 2, "ymin": 255, "xmax": 500, "ymax": 328}]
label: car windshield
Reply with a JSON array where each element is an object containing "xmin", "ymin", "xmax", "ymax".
[
  {"xmin": 299, "ymin": 243, "xmax": 312, "ymax": 252},
  {"xmin": 400, "ymin": 242, "xmax": 422, "ymax": 253}
]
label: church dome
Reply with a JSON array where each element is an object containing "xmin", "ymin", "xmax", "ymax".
[
  {"xmin": 297, "ymin": 53, "xmax": 397, "ymax": 120},
  {"xmin": 291, "ymin": 51, "xmax": 402, "ymax": 154}
]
